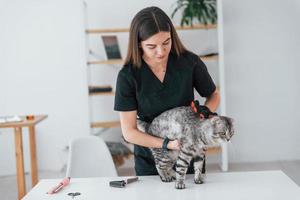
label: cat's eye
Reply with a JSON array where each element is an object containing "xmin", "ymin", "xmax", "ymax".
[{"xmin": 218, "ymin": 132, "xmax": 227, "ymax": 138}]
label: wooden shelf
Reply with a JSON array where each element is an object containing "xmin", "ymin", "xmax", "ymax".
[
  {"xmin": 87, "ymin": 55, "xmax": 218, "ymax": 65},
  {"xmin": 87, "ymin": 59, "xmax": 123, "ymax": 65},
  {"xmin": 206, "ymin": 146, "xmax": 221, "ymax": 155},
  {"xmin": 89, "ymin": 85, "xmax": 114, "ymax": 96},
  {"xmin": 91, "ymin": 120, "xmax": 120, "ymax": 128},
  {"xmin": 89, "ymin": 91, "xmax": 115, "ymax": 96},
  {"xmin": 87, "ymin": 28, "xmax": 129, "ymax": 34},
  {"xmin": 86, "ymin": 24, "xmax": 217, "ymax": 34},
  {"xmin": 200, "ymin": 54, "xmax": 219, "ymax": 61},
  {"xmin": 176, "ymin": 24, "xmax": 217, "ymax": 31}
]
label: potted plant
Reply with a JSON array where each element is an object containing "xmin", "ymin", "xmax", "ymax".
[{"xmin": 171, "ymin": 0, "xmax": 217, "ymax": 27}]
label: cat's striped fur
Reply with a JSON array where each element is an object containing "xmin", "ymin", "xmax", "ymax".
[{"xmin": 137, "ymin": 106, "xmax": 234, "ymax": 189}]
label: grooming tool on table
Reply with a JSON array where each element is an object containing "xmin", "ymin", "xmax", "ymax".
[
  {"xmin": 47, "ymin": 177, "xmax": 70, "ymax": 194},
  {"xmin": 68, "ymin": 192, "xmax": 81, "ymax": 199},
  {"xmin": 109, "ymin": 177, "xmax": 139, "ymax": 188}
]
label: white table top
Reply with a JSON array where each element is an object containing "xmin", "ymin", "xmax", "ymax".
[{"xmin": 23, "ymin": 170, "xmax": 300, "ymax": 200}]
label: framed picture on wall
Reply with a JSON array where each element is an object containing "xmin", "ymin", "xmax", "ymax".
[{"xmin": 101, "ymin": 35, "xmax": 122, "ymax": 60}]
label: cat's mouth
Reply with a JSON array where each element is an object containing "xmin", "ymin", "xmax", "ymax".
[
  {"xmin": 211, "ymin": 135, "xmax": 222, "ymax": 144},
  {"xmin": 212, "ymin": 135, "xmax": 219, "ymax": 139}
]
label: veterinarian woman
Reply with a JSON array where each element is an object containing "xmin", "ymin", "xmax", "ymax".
[{"xmin": 114, "ymin": 6, "xmax": 220, "ymax": 176}]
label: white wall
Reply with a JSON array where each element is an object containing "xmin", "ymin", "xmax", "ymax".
[
  {"xmin": 223, "ymin": 0, "xmax": 300, "ymax": 162},
  {"xmin": 0, "ymin": 0, "xmax": 90, "ymax": 175}
]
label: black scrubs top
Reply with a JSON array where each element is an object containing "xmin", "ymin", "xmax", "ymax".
[{"xmin": 114, "ymin": 51, "xmax": 216, "ymax": 175}]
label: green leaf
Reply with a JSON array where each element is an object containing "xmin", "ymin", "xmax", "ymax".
[{"xmin": 171, "ymin": 0, "xmax": 217, "ymax": 26}]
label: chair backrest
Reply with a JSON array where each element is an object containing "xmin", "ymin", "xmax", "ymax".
[{"xmin": 66, "ymin": 136, "xmax": 118, "ymax": 178}]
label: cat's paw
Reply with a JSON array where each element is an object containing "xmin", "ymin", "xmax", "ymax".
[
  {"xmin": 158, "ymin": 169, "xmax": 176, "ymax": 182},
  {"xmin": 194, "ymin": 177, "xmax": 204, "ymax": 184},
  {"xmin": 194, "ymin": 173, "xmax": 206, "ymax": 184},
  {"xmin": 175, "ymin": 180, "xmax": 185, "ymax": 189},
  {"xmin": 160, "ymin": 175, "xmax": 174, "ymax": 182}
]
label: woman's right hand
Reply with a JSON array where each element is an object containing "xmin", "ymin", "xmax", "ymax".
[{"xmin": 167, "ymin": 139, "xmax": 181, "ymax": 150}]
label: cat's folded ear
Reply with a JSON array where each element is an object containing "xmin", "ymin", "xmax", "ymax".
[
  {"xmin": 209, "ymin": 116, "xmax": 234, "ymax": 125},
  {"xmin": 208, "ymin": 115, "xmax": 221, "ymax": 124},
  {"xmin": 224, "ymin": 116, "xmax": 234, "ymax": 123},
  {"xmin": 219, "ymin": 116, "xmax": 235, "ymax": 131},
  {"xmin": 224, "ymin": 116, "xmax": 234, "ymax": 127}
]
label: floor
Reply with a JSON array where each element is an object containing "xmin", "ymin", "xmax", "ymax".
[{"xmin": 1, "ymin": 160, "xmax": 299, "ymax": 200}]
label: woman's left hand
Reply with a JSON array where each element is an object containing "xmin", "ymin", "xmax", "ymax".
[{"xmin": 167, "ymin": 139, "xmax": 181, "ymax": 150}]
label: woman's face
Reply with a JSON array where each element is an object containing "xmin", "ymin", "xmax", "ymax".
[{"xmin": 140, "ymin": 31, "xmax": 172, "ymax": 64}]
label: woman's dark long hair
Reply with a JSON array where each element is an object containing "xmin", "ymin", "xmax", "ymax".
[{"xmin": 125, "ymin": 6, "xmax": 187, "ymax": 68}]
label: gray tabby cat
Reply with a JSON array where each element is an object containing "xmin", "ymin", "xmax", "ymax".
[{"xmin": 137, "ymin": 106, "xmax": 234, "ymax": 189}]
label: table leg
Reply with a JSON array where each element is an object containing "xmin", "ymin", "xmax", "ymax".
[
  {"xmin": 14, "ymin": 127, "xmax": 26, "ymax": 200},
  {"xmin": 29, "ymin": 126, "xmax": 38, "ymax": 187}
]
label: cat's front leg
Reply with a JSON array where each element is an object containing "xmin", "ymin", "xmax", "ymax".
[
  {"xmin": 193, "ymin": 153, "xmax": 206, "ymax": 184},
  {"xmin": 156, "ymin": 166, "xmax": 176, "ymax": 182},
  {"xmin": 174, "ymin": 149, "xmax": 193, "ymax": 189},
  {"xmin": 152, "ymin": 149, "xmax": 176, "ymax": 182}
]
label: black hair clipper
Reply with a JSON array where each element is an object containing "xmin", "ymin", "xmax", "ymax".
[{"xmin": 109, "ymin": 177, "xmax": 138, "ymax": 188}]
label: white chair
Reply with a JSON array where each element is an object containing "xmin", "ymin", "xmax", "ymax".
[{"xmin": 66, "ymin": 136, "xmax": 118, "ymax": 178}]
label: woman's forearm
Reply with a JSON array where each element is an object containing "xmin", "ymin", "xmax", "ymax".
[
  {"xmin": 204, "ymin": 88, "xmax": 220, "ymax": 112},
  {"xmin": 123, "ymin": 128, "xmax": 164, "ymax": 148}
]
